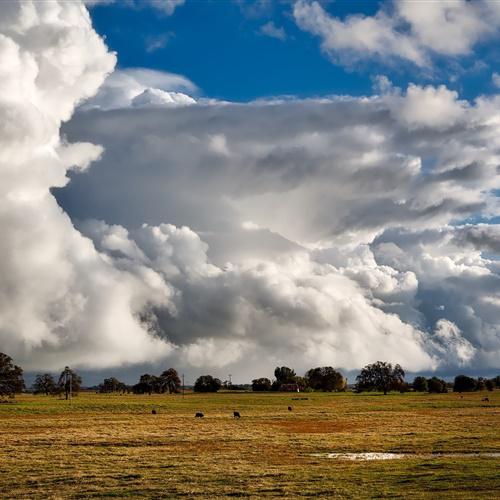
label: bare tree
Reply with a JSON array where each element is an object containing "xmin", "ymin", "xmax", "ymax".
[{"xmin": 57, "ymin": 367, "xmax": 82, "ymax": 400}]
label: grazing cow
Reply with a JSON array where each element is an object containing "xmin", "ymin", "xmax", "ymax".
[
  {"xmin": 482, "ymin": 397, "xmax": 490, "ymax": 402},
  {"xmin": 288, "ymin": 406, "xmax": 293, "ymax": 412},
  {"xmin": 195, "ymin": 412, "xmax": 204, "ymax": 418},
  {"xmin": 151, "ymin": 409, "xmax": 157, "ymax": 415},
  {"xmin": 233, "ymin": 411, "xmax": 241, "ymax": 418}
]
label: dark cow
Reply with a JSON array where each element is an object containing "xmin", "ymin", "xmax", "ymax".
[
  {"xmin": 195, "ymin": 412, "xmax": 204, "ymax": 418},
  {"xmin": 482, "ymin": 397, "xmax": 490, "ymax": 402},
  {"xmin": 288, "ymin": 406, "xmax": 293, "ymax": 412},
  {"xmin": 151, "ymin": 409, "xmax": 157, "ymax": 415},
  {"xmin": 233, "ymin": 411, "xmax": 241, "ymax": 418}
]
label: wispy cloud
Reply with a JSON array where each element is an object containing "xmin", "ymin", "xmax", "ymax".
[
  {"xmin": 145, "ymin": 32, "xmax": 173, "ymax": 53},
  {"xmin": 259, "ymin": 21, "xmax": 287, "ymax": 41},
  {"xmin": 144, "ymin": 0, "xmax": 185, "ymax": 16}
]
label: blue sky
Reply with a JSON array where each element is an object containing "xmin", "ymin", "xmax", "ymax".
[
  {"xmin": 90, "ymin": 0, "xmax": 372, "ymax": 101},
  {"xmin": 90, "ymin": 0, "xmax": 499, "ymax": 102}
]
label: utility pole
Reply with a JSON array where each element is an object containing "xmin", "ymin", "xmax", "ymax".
[
  {"xmin": 63, "ymin": 366, "xmax": 72, "ymax": 401},
  {"xmin": 229, "ymin": 374, "xmax": 232, "ymax": 388},
  {"xmin": 182, "ymin": 373, "xmax": 185, "ymax": 398}
]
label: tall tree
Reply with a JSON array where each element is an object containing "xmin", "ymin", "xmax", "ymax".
[
  {"xmin": 412, "ymin": 376, "xmax": 428, "ymax": 392},
  {"xmin": 0, "ymin": 353, "xmax": 24, "ymax": 399},
  {"xmin": 252, "ymin": 378, "xmax": 272, "ymax": 391},
  {"xmin": 355, "ymin": 361, "xmax": 405, "ymax": 395},
  {"xmin": 427, "ymin": 377, "xmax": 447, "ymax": 393},
  {"xmin": 33, "ymin": 373, "xmax": 56, "ymax": 395},
  {"xmin": 475, "ymin": 377, "xmax": 487, "ymax": 391},
  {"xmin": 57, "ymin": 367, "xmax": 82, "ymax": 400},
  {"xmin": 194, "ymin": 375, "xmax": 222, "ymax": 393},
  {"xmin": 98, "ymin": 377, "xmax": 126, "ymax": 393},
  {"xmin": 274, "ymin": 366, "xmax": 296, "ymax": 385},
  {"xmin": 305, "ymin": 367, "xmax": 346, "ymax": 392},
  {"xmin": 159, "ymin": 368, "xmax": 181, "ymax": 394},
  {"xmin": 453, "ymin": 375, "xmax": 476, "ymax": 392},
  {"xmin": 133, "ymin": 374, "xmax": 161, "ymax": 395}
]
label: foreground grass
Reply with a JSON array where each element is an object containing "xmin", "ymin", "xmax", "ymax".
[{"xmin": 0, "ymin": 391, "xmax": 498, "ymax": 498}]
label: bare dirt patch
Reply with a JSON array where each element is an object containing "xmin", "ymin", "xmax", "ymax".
[{"xmin": 269, "ymin": 419, "xmax": 361, "ymax": 433}]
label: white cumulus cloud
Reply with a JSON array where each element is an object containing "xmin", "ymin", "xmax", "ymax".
[
  {"xmin": 58, "ymin": 80, "xmax": 500, "ymax": 374},
  {"xmin": 82, "ymin": 67, "xmax": 197, "ymax": 110},
  {"xmin": 0, "ymin": 1, "xmax": 175, "ymax": 371},
  {"xmin": 293, "ymin": 0, "xmax": 500, "ymax": 68}
]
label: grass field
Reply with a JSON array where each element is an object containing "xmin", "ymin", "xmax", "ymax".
[{"xmin": 0, "ymin": 390, "xmax": 498, "ymax": 498}]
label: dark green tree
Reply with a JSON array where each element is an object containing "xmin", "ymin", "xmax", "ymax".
[
  {"xmin": 453, "ymin": 375, "xmax": 477, "ymax": 392},
  {"xmin": 57, "ymin": 367, "xmax": 82, "ymax": 400},
  {"xmin": 133, "ymin": 374, "xmax": 160, "ymax": 395},
  {"xmin": 354, "ymin": 361, "xmax": 405, "ymax": 395},
  {"xmin": 159, "ymin": 368, "xmax": 181, "ymax": 394},
  {"xmin": 485, "ymin": 379, "xmax": 495, "ymax": 391},
  {"xmin": 194, "ymin": 375, "xmax": 222, "ymax": 393},
  {"xmin": 305, "ymin": 367, "xmax": 345, "ymax": 392},
  {"xmin": 427, "ymin": 376, "xmax": 447, "ymax": 393},
  {"xmin": 33, "ymin": 373, "xmax": 56, "ymax": 395},
  {"xmin": 251, "ymin": 378, "xmax": 272, "ymax": 391},
  {"xmin": 0, "ymin": 353, "xmax": 24, "ymax": 399},
  {"xmin": 475, "ymin": 377, "xmax": 486, "ymax": 391},
  {"xmin": 399, "ymin": 382, "xmax": 412, "ymax": 393},
  {"xmin": 274, "ymin": 366, "xmax": 296, "ymax": 385},
  {"xmin": 272, "ymin": 366, "xmax": 298, "ymax": 390},
  {"xmin": 412, "ymin": 376, "xmax": 428, "ymax": 392},
  {"xmin": 98, "ymin": 377, "xmax": 126, "ymax": 393},
  {"xmin": 294, "ymin": 376, "xmax": 309, "ymax": 391}
]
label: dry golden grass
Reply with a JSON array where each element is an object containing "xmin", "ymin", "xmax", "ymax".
[{"xmin": 0, "ymin": 390, "xmax": 498, "ymax": 498}]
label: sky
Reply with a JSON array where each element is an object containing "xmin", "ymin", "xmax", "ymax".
[
  {"xmin": 87, "ymin": 0, "xmax": 499, "ymax": 102},
  {"xmin": 2, "ymin": 0, "xmax": 500, "ymax": 385}
]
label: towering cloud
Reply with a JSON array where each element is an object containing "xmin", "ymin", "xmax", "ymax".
[
  {"xmin": 0, "ymin": 1, "xmax": 173, "ymax": 370},
  {"xmin": 59, "ymin": 79, "xmax": 500, "ymax": 375}
]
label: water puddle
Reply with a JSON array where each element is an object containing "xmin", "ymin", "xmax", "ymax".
[
  {"xmin": 312, "ymin": 452, "xmax": 500, "ymax": 461},
  {"xmin": 313, "ymin": 452, "xmax": 405, "ymax": 461}
]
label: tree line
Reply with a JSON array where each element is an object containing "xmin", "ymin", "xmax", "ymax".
[
  {"xmin": 1, "ymin": 352, "xmax": 499, "ymax": 399},
  {"xmin": 0, "ymin": 355, "xmax": 82, "ymax": 400},
  {"xmin": 251, "ymin": 365, "xmax": 347, "ymax": 392}
]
